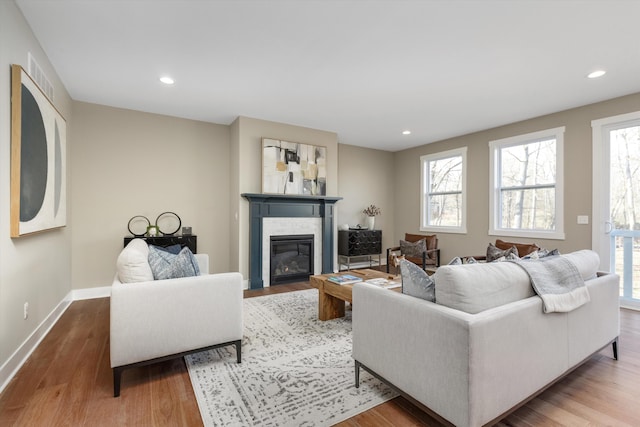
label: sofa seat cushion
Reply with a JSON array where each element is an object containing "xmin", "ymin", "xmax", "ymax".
[
  {"xmin": 116, "ymin": 238, "xmax": 154, "ymax": 283},
  {"xmin": 434, "ymin": 262, "xmax": 535, "ymax": 314}
]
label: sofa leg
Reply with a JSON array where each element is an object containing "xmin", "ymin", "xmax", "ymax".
[
  {"xmin": 355, "ymin": 360, "xmax": 361, "ymax": 388},
  {"xmin": 612, "ymin": 339, "xmax": 618, "ymax": 360},
  {"xmin": 113, "ymin": 367, "xmax": 123, "ymax": 397},
  {"xmin": 235, "ymin": 340, "xmax": 242, "ymax": 363}
]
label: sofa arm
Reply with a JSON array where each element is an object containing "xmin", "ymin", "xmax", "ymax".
[
  {"xmin": 353, "ymin": 282, "xmax": 473, "ymax": 426},
  {"xmin": 110, "ymin": 272, "xmax": 243, "ymax": 368}
]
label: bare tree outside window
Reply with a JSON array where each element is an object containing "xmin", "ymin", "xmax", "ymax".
[
  {"xmin": 421, "ymin": 147, "xmax": 467, "ymax": 232},
  {"xmin": 610, "ymin": 126, "xmax": 640, "ymax": 231},
  {"xmin": 499, "ymin": 138, "xmax": 556, "ymax": 231},
  {"xmin": 609, "ymin": 125, "xmax": 640, "ymax": 300},
  {"xmin": 428, "ymin": 156, "xmax": 462, "ymax": 227}
]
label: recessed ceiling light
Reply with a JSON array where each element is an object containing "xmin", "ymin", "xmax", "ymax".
[
  {"xmin": 159, "ymin": 76, "xmax": 175, "ymax": 85},
  {"xmin": 587, "ymin": 70, "xmax": 606, "ymax": 79},
  {"xmin": 402, "ymin": 130, "xmax": 411, "ymax": 135}
]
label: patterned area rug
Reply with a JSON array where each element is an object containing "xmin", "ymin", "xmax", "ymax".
[{"xmin": 185, "ymin": 289, "xmax": 396, "ymax": 426}]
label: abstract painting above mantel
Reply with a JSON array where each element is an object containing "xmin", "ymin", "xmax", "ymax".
[
  {"xmin": 10, "ymin": 64, "xmax": 67, "ymax": 237},
  {"xmin": 262, "ymin": 138, "xmax": 327, "ymax": 196}
]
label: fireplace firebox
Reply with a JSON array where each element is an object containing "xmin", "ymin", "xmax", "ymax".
[{"xmin": 270, "ymin": 234, "xmax": 314, "ymax": 285}]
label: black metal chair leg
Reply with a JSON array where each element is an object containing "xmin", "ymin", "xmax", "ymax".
[
  {"xmin": 235, "ymin": 340, "xmax": 242, "ymax": 363},
  {"xmin": 113, "ymin": 368, "xmax": 122, "ymax": 397},
  {"xmin": 612, "ymin": 339, "xmax": 618, "ymax": 360},
  {"xmin": 355, "ymin": 360, "xmax": 361, "ymax": 388}
]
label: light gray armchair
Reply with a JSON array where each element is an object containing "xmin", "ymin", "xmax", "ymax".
[{"xmin": 110, "ymin": 241, "xmax": 243, "ymax": 397}]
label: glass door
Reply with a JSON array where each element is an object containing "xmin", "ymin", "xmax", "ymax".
[{"xmin": 593, "ymin": 112, "xmax": 640, "ymax": 309}]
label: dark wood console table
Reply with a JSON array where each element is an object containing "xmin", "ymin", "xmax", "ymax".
[{"xmin": 123, "ymin": 235, "xmax": 197, "ymax": 253}]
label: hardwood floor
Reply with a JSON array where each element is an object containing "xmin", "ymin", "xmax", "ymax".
[{"xmin": 0, "ymin": 282, "xmax": 638, "ymax": 426}]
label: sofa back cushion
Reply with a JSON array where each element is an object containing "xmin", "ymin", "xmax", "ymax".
[
  {"xmin": 434, "ymin": 262, "xmax": 535, "ymax": 314},
  {"xmin": 434, "ymin": 250, "xmax": 601, "ymax": 314},
  {"xmin": 562, "ymin": 249, "xmax": 599, "ymax": 280}
]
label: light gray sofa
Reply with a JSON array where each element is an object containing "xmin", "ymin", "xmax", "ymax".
[
  {"xmin": 352, "ymin": 250, "xmax": 619, "ymax": 427},
  {"xmin": 110, "ymin": 239, "xmax": 243, "ymax": 396}
]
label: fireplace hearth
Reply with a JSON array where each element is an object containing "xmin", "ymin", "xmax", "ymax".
[{"xmin": 270, "ymin": 234, "xmax": 314, "ymax": 285}]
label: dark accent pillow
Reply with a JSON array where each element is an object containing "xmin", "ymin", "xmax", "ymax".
[
  {"xmin": 486, "ymin": 243, "xmax": 519, "ymax": 262},
  {"xmin": 495, "ymin": 239, "xmax": 539, "ymax": 257},
  {"xmin": 400, "ymin": 238, "xmax": 427, "ymax": 257},
  {"xmin": 405, "ymin": 233, "xmax": 437, "ymax": 260},
  {"xmin": 149, "ymin": 243, "xmax": 182, "ymax": 255},
  {"xmin": 400, "ymin": 259, "xmax": 435, "ymax": 302},
  {"xmin": 148, "ymin": 245, "xmax": 200, "ymax": 280}
]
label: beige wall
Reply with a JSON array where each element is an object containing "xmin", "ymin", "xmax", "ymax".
[
  {"xmin": 233, "ymin": 117, "xmax": 339, "ymax": 279},
  {"xmin": 0, "ymin": 1, "xmax": 73, "ymax": 377},
  {"xmin": 70, "ymin": 102, "xmax": 231, "ymax": 287},
  {"xmin": 394, "ymin": 92, "xmax": 640, "ymax": 264},
  {"xmin": 337, "ymin": 144, "xmax": 395, "ymax": 255}
]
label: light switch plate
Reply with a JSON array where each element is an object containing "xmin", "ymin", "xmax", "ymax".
[{"xmin": 577, "ymin": 215, "xmax": 589, "ymax": 225}]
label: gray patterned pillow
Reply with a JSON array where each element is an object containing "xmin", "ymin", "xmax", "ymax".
[
  {"xmin": 400, "ymin": 259, "xmax": 435, "ymax": 302},
  {"xmin": 400, "ymin": 239, "xmax": 427, "ymax": 257},
  {"xmin": 486, "ymin": 243, "xmax": 518, "ymax": 262},
  {"xmin": 148, "ymin": 245, "xmax": 200, "ymax": 280}
]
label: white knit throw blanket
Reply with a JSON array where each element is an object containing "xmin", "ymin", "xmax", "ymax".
[{"xmin": 512, "ymin": 256, "xmax": 590, "ymax": 313}]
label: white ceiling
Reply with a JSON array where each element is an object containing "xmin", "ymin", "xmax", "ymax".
[{"xmin": 15, "ymin": 0, "xmax": 640, "ymax": 152}]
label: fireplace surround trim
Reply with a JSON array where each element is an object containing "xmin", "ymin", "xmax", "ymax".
[{"xmin": 242, "ymin": 193, "xmax": 342, "ymax": 289}]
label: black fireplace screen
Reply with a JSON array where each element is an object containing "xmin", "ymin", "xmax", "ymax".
[{"xmin": 270, "ymin": 234, "xmax": 314, "ymax": 285}]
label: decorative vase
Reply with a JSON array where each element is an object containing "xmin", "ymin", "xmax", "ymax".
[{"xmin": 366, "ymin": 216, "xmax": 375, "ymax": 230}]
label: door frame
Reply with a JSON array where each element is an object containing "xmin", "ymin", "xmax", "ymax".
[{"xmin": 592, "ymin": 110, "xmax": 640, "ymax": 310}]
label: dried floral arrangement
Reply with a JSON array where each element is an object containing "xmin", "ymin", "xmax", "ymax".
[{"xmin": 362, "ymin": 204, "xmax": 381, "ymax": 216}]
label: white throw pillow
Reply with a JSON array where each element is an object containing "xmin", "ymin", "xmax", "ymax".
[{"xmin": 116, "ymin": 238, "xmax": 154, "ymax": 283}]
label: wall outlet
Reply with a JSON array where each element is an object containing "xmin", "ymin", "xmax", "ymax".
[{"xmin": 23, "ymin": 302, "xmax": 29, "ymax": 320}]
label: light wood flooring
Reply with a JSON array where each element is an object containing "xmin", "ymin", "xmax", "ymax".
[{"xmin": 0, "ymin": 281, "xmax": 639, "ymax": 426}]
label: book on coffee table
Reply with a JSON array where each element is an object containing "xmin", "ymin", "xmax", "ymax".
[
  {"xmin": 327, "ymin": 274, "xmax": 363, "ymax": 285},
  {"xmin": 365, "ymin": 278, "xmax": 402, "ymax": 289}
]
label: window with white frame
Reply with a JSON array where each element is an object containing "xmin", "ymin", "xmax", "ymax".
[
  {"xmin": 489, "ymin": 127, "xmax": 565, "ymax": 239},
  {"xmin": 420, "ymin": 147, "xmax": 467, "ymax": 233}
]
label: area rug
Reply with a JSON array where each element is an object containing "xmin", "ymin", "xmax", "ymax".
[{"xmin": 185, "ymin": 289, "xmax": 396, "ymax": 426}]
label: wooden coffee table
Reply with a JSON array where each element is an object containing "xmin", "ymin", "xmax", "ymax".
[{"xmin": 309, "ymin": 269, "xmax": 400, "ymax": 320}]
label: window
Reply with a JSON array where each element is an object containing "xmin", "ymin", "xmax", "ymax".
[
  {"xmin": 420, "ymin": 147, "xmax": 467, "ymax": 233},
  {"xmin": 489, "ymin": 127, "xmax": 565, "ymax": 239}
]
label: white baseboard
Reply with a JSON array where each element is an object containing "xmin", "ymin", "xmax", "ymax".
[
  {"xmin": 0, "ymin": 291, "xmax": 73, "ymax": 394},
  {"xmin": 72, "ymin": 286, "xmax": 111, "ymax": 300}
]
